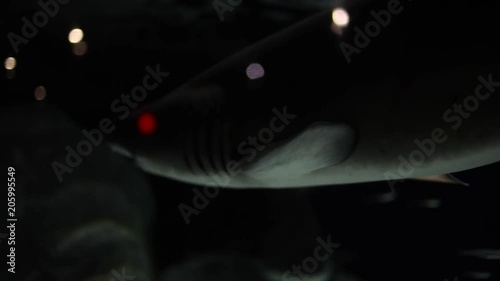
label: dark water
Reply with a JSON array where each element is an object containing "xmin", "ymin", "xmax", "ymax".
[{"xmin": 1, "ymin": 0, "xmax": 500, "ymax": 280}]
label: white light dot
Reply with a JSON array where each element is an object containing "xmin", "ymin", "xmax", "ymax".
[
  {"xmin": 246, "ymin": 63, "xmax": 265, "ymax": 80},
  {"xmin": 332, "ymin": 8, "xmax": 350, "ymax": 27},
  {"xmin": 34, "ymin": 86, "xmax": 47, "ymax": 101},
  {"xmin": 4, "ymin": 57, "xmax": 16, "ymax": 70},
  {"xmin": 68, "ymin": 28, "xmax": 84, "ymax": 44}
]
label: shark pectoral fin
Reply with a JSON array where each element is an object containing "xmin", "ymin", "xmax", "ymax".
[
  {"xmin": 245, "ymin": 122, "xmax": 357, "ymax": 182},
  {"xmin": 410, "ymin": 174, "xmax": 470, "ymax": 186}
]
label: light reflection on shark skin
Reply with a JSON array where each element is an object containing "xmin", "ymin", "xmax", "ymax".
[{"xmin": 114, "ymin": 8, "xmax": 500, "ymax": 188}]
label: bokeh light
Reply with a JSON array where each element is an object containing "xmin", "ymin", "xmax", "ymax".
[
  {"xmin": 332, "ymin": 8, "xmax": 350, "ymax": 27},
  {"xmin": 246, "ymin": 63, "xmax": 265, "ymax": 80},
  {"xmin": 73, "ymin": 41, "xmax": 88, "ymax": 56},
  {"xmin": 4, "ymin": 57, "xmax": 16, "ymax": 70},
  {"xmin": 34, "ymin": 86, "xmax": 47, "ymax": 101},
  {"xmin": 68, "ymin": 28, "xmax": 84, "ymax": 44},
  {"xmin": 137, "ymin": 113, "xmax": 157, "ymax": 135}
]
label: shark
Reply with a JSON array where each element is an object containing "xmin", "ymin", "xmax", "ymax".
[{"xmin": 112, "ymin": 7, "xmax": 500, "ymax": 188}]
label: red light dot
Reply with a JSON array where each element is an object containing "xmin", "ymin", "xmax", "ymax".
[{"xmin": 137, "ymin": 113, "xmax": 157, "ymax": 135}]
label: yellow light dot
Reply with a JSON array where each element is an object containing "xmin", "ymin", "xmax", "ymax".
[
  {"xmin": 68, "ymin": 28, "xmax": 84, "ymax": 44},
  {"xmin": 332, "ymin": 8, "xmax": 350, "ymax": 27},
  {"xmin": 4, "ymin": 57, "xmax": 16, "ymax": 70},
  {"xmin": 34, "ymin": 86, "xmax": 47, "ymax": 101}
]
